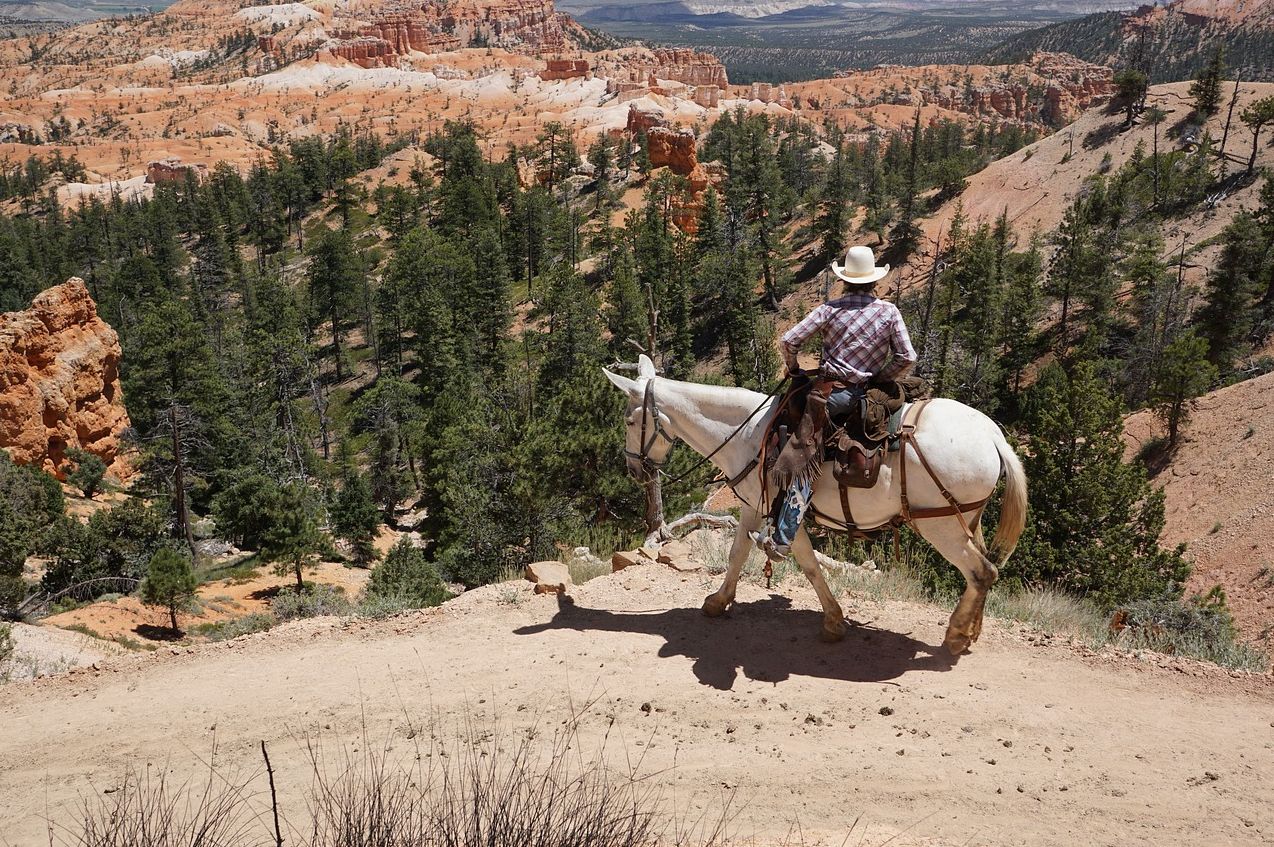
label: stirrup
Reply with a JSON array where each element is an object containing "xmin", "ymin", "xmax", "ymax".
[{"xmin": 748, "ymin": 528, "xmax": 789, "ymax": 563}]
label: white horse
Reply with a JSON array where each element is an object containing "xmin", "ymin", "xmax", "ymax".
[{"xmin": 603, "ymin": 355, "xmax": 1027, "ymax": 656}]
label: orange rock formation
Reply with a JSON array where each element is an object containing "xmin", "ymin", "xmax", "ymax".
[{"xmin": 0, "ymin": 279, "xmax": 130, "ymax": 480}]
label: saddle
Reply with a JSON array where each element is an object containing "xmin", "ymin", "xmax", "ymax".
[{"xmin": 767, "ymin": 373, "xmax": 932, "ymax": 493}]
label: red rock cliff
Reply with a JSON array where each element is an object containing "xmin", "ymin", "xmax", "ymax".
[{"xmin": 0, "ymin": 279, "xmax": 130, "ymax": 480}]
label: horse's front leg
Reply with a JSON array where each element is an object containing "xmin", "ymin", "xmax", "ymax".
[
  {"xmin": 703, "ymin": 506, "xmax": 762, "ymax": 617},
  {"xmin": 790, "ymin": 527, "xmax": 847, "ymax": 642}
]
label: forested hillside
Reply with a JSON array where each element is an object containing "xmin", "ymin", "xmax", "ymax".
[
  {"xmin": 984, "ymin": 4, "xmax": 1274, "ymax": 83},
  {"xmin": 2, "ymin": 71, "xmax": 1272, "ymax": 661}
]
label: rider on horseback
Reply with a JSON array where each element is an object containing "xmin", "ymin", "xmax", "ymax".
[{"xmin": 756, "ymin": 245, "xmax": 918, "ymax": 561}]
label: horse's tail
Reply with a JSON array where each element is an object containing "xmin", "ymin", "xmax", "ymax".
[{"xmin": 990, "ymin": 428, "xmax": 1027, "ymax": 564}]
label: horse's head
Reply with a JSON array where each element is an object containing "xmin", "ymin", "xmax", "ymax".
[{"xmin": 602, "ymin": 354, "xmax": 676, "ymax": 478}]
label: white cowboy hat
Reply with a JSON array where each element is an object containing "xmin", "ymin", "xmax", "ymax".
[{"xmin": 831, "ymin": 245, "xmax": 890, "ymax": 286}]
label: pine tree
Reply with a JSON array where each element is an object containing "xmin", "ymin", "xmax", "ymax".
[
  {"xmin": 124, "ymin": 295, "xmax": 233, "ymax": 547},
  {"xmin": 997, "ymin": 237, "xmax": 1042, "ymax": 409},
  {"xmin": 587, "ymin": 134, "xmax": 614, "ymax": 210},
  {"xmin": 1114, "ymin": 68, "xmax": 1148, "ymax": 127},
  {"xmin": 889, "ymin": 109, "xmax": 923, "ymax": 259},
  {"xmin": 140, "ymin": 547, "xmax": 197, "ymax": 633},
  {"xmin": 1195, "ymin": 212, "xmax": 1266, "ymax": 371},
  {"xmin": 605, "ymin": 251, "xmax": 647, "ymax": 359},
  {"xmin": 1240, "ymin": 96, "xmax": 1274, "ymax": 174},
  {"xmin": 353, "ymin": 376, "xmax": 422, "ymax": 518},
  {"xmin": 307, "ymin": 228, "xmax": 361, "ymax": 383},
  {"xmin": 1014, "ymin": 361, "xmax": 1189, "ymax": 608},
  {"xmin": 1150, "ymin": 330, "xmax": 1216, "ymax": 448},
  {"xmin": 1189, "ymin": 48, "xmax": 1226, "ymax": 118},
  {"xmin": 331, "ymin": 468, "xmax": 380, "ymax": 565},
  {"xmin": 65, "ymin": 448, "xmax": 106, "ymax": 499},
  {"xmin": 814, "ymin": 140, "xmax": 851, "ymax": 261},
  {"xmin": 260, "ymin": 482, "xmax": 322, "ymax": 593},
  {"xmin": 0, "ymin": 452, "xmax": 64, "ymax": 612}
]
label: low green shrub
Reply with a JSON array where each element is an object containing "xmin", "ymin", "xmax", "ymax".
[
  {"xmin": 272, "ymin": 585, "xmax": 351, "ymax": 622},
  {"xmin": 196, "ymin": 613, "xmax": 277, "ymax": 642},
  {"xmin": 365, "ymin": 540, "xmax": 446, "ymax": 610}
]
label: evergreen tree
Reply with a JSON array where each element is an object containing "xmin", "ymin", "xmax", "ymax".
[
  {"xmin": 605, "ymin": 252, "xmax": 647, "ymax": 359},
  {"xmin": 1114, "ymin": 69, "xmax": 1148, "ymax": 127},
  {"xmin": 140, "ymin": 547, "xmax": 197, "ymax": 633},
  {"xmin": 1014, "ymin": 362, "xmax": 1189, "ymax": 608},
  {"xmin": 997, "ymin": 237, "xmax": 1042, "ymax": 408},
  {"xmin": 260, "ymin": 482, "xmax": 322, "ymax": 593},
  {"xmin": 65, "ymin": 448, "xmax": 106, "ymax": 499},
  {"xmin": 307, "ymin": 228, "xmax": 361, "ymax": 383},
  {"xmin": 331, "ymin": 467, "xmax": 380, "ymax": 565},
  {"xmin": 0, "ymin": 453, "xmax": 64, "ymax": 612},
  {"xmin": 889, "ymin": 109, "xmax": 923, "ymax": 258},
  {"xmin": 212, "ymin": 473, "xmax": 283, "ymax": 550},
  {"xmin": 587, "ymin": 134, "xmax": 614, "ymax": 210},
  {"xmin": 365, "ymin": 538, "xmax": 446, "ymax": 609},
  {"xmin": 423, "ymin": 374, "xmax": 526, "ymax": 587},
  {"xmin": 1240, "ymin": 96, "xmax": 1274, "ymax": 174},
  {"xmin": 1196, "ymin": 212, "xmax": 1266, "ymax": 371},
  {"xmin": 353, "ymin": 377, "xmax": 422, "ymax": 518},
  {"xmin": 814, "ymin": 140, "xmax": 851, "ymax": 261},
  {"xmin": 124, "ymin": 295, "xmax": 233, "ymax": 546},
  {"xmin": 1150, "ymin": 330, "xmax": 1216, "ymax": 448},
  {"xmin": 1189, "ymin": 48, "xmax": 1226, "ymax": 118}
]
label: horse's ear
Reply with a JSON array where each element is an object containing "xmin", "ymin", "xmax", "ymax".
[
  {"xmin": 602, "ymin": 367, "xmax": 639, "ymax": 396},
  {"xmin": 637, "ymin": 354, "xmax": 657, "ymax": 380}
]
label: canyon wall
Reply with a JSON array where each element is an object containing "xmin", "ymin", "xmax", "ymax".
[
  {"xmin": 0, "ymin": 279, "xmax": 130, "ymax": 480},
  {"xmin": 329, "ymin": 0, "xmax": 569, "ymax": 67}
]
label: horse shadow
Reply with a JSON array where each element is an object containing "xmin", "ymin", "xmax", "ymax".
[{"xmin": 513, "ymin": 593, "xmax": 957, "ymax": 691}]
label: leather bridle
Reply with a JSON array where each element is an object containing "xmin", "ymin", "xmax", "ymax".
[
  {"xmin": 623, "ymin": 378, "xmax": 676, "ymax": 473},
  {"xmin": 622, "ymin": 376, "xmax": 784, "ymax": 489}
]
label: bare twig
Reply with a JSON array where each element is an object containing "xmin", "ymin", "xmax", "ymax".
[{"xmin": 260, "ymin": 741, "xmax": 283, "ymax": 847}]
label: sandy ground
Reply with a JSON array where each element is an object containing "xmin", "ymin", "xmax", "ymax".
[
  {"xmin": 41, "ymin": 559, "xmax": 371, "ymax": 643},
  {"xmin": 2, "ymin": 564, "xmax": 1271, "ymax": 846}
]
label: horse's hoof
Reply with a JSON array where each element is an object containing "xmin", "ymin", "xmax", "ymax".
[
  {"xmin": 819, "ymin": 619, "xmax": 847, "ymax": 643},
  {"xmin": 943, "ymin": 630, "xmax": 971, "ymax": 656},
  {"xmin": 702, "ymin": 595, "xmax": 729, "ymax": 618}
]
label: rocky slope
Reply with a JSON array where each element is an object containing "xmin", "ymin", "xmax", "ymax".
[
  {"xmin": 789, "ymin": 51, "xmax": 1113, "ymax": 133},
  {"xmin": 0, "ymin": 278, "xmax": 130, "ymax": 479},
  {"xmin": 1124, "ymin": 371, "xmax": 1274, "ymax": 650}
]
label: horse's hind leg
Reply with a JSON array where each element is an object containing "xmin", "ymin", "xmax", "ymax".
[
  {"xmin": 790, "ymin": 527, "xmax": 847, "ymax": 642},
  {"xmin": 916, "ymin": 516, "xmax": 998, "ymax": 656},
  {"xmin": 703, "ymin": 507, "xmax": 762, "ymax": 618}
]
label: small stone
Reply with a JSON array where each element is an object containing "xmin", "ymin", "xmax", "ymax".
[
  {"xmin": 525, "ymin": 561, "xmax": 572, "ymax": 595},
  {"xmin": 640, "ymin": 702, "xmax": 652, "ymax": 713},
  {"xmin": 879, "ymin": 706, "xmax": 894, "ymax": 716},
  {"xmin": 656, "ymin": 539, "xmax": 693, "ymax": 564},
  {"xmin": 1003, "ymin": 740, "xmax": 1013, "ymax": 748},
  {"xmin": 611, "ymin": 550, "xmax": 643, "ymax": 571}
]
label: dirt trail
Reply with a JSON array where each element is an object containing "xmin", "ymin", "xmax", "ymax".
[{"xmin": 2, "ymin": 565, "xmax": 1272, "ymax": 846}]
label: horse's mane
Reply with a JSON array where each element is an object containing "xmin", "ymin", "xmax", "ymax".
[{"xmin": 654, "ymin": 378, "xmax": 773, "ymax": 426}]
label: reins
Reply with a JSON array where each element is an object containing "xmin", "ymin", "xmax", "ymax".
[{"xmin": 627, "ymin": 375, "xmax": 789, "ymax": 487}]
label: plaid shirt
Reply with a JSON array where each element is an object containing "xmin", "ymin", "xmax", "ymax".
[{"xmin": 780, "ymin": 292, "xmax": 917, "ymax": 384}]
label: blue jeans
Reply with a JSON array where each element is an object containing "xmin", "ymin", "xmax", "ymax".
[{"xmin": 772, "ymin": 385, "xmax": 864, "ymax": 548}]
